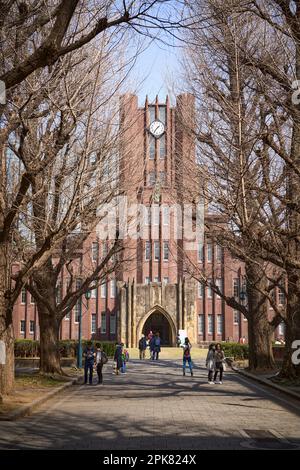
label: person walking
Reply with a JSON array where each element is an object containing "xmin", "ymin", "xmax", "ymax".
[
  {"xmin": 182, "ymin": 337, "xmax": 193, "ymax": 376},
  {"xmin": 121, "ymin": 346, "xmax": 129, "ymax": 373},
  {"xmin": 213, "ymin": 343, "xmax": 225, "ymax": 384},
  {"xmin": 149, "ymin": 334, "xmax": 155, "ymax": 360},
  {"xmin": 113, "ymin": 342, "xmax": 123, "ymax": 375},
  {"xmin": 138, "ymin": 334, "xmax": 147, "ymax": 360},
  {"xmin": 153, "ymin": 332, "xmax": 161, "ymax": 360},
  {"xmin": 95, "ymin": 344, "xmax": 107, "ymax": 385},
  {"xmin": 206, "ymin": 343, "xmax": 216, "ymax": 384},
  {"xmin": 83, "ymin": 342, "xmax": 95, "ymax": 385}
]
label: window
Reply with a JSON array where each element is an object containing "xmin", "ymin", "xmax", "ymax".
[
  {"xmin": 74, "ymin": 301, "xmax": 81, "ymax": 323},
  {"xmin": 149, "ymin": 106, "xmax": 155, "ymax": 122},
  {"xmin": 91, "ymin": 288, "xmax": 97, "ymax": 299},
  {"xmin": 217, "ymin": 315, "xmax": 223, "ymax": 335},
  {"xmin": 91, "ymin": 314, "xmax": 96, "ymax": 334},
  {"xmin": 278, "ymin": 322, "xmax": 285, "ymax": 336},
  {"xmin": 148, "ymin": 171, "xmax": 156, "ymax": 186},
  {"xmin": 153, "ymin": 205, "xmax": 160, "ymax": 225},
  {"xmin": 159, "ymin": 171, "xmax": 166, "ymax": 185},
  {"xmin": 145, "ymin": 277, "xmax": 150, "ymax": 285},
  {"xmin": 207, "ymin": 280, "xmax": 213, "ymax": 299},
  {"xmin": 207, "ymin": 243, "xmax": 213, "ymax": 262},
  {"xmin": 216, "ymin": 245, "xmax": 223, "ymax": 262},
  {"xmin": 55, "ymin": 282, "xmax": 61, "ymax": 304},
  {"xmin": 208, "ymin": 315, "xmax": 213, "ymax": 335},
  {"xmin": 145, "ymin": 241, "xmax": 151, "ymax": 261},
  {"xmin": 198, "ymin": 243, "xmax": 204, "ymax": 262},
  {"xmin": 198, "ymin": 315, "xmax": 204, "ymax": 335},
  {"xmin": 110, "ymin": 314, "xmax": 116, "ymax": 334},
  {"xmin": 21, "ymin": 288, "xmax": 26, "ymax": 304},
  {"xmin": 149, "ymin": 135, "xmax": 155, "ymax": 159},
  {"xmin": 144, "ymin": 206, "xmax": 151, "ymax": 226},
  {"xmin": 198, "ymin": 282, "xmax": 204, "ymax": 298},
  {"xmin": 159, "ymin": 134, "xmax": 165, "ymax": 159},
  {"xmin": 30, "ymin": 321, "xmax": 35, "ymax": 335},
  {"xmin": 101, "ymin": 283, "xmax": 107, "ymax": 299},
  {"xmin": 233, "ymin": 310, "xmax": 240, "ymax": 324},
  {"xmin": 163, "ymin": 205, "xmax": 169, "ymax": 225},
  {"xmin": 101, "ymin": 312, "xmax": 106, "ymax": 334},
  {"xmin": 154, "ymin": 277, "xmax": 160, "ymax": 283},
  {"xmin": 92, "ymin": 242, "xmax": 98, "ymax": 262},
  {"xmin": 215, "ymin": 278, "xmax": 222, "ymax": 298},
  {"xmin": 30, "ymin": 294, "xmax": 35, "ymax": 304},
  {"xmin": 110, "ymin": 279, "xmax": 116, "ymax": 298},
  {"xmin": 159, "ymin": 106, "xmax": 166, "ymax": 124},
  {"xmin": 163, "ymin": 277, "xmax": 169, "ymax": 285},
  {"xmin": 233, "ymin": 279, "xmax": 239, "ymax": 298},
  {"xmin": 278, "ymin": 287, "xmax": 285, "ymax": 306},
  {"xmin": 154, "ymin": 241, "xmax": 160, "ymax": 261},
  {"xmin": 20, "ymin": 320, "xmax": 25, "ymax": 334},
  {"xmin": 102, "ymin": 243, "xmax": 108, "ymax": 259},
  {"xmin": 163, "ymin": 241, "xmax": 169, "ymax": 261}
]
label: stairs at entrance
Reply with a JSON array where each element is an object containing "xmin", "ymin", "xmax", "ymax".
[{"xmin": 126, "ymin": 347, "xmax": 208, "ymax": 360}]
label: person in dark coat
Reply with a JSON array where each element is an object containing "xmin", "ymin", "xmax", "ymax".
[
  {"xmin": 114, "ymin": 342, "xmax": 123, "ymax": 375},
  {"xmin": 153, "ymin": 332, "xmax": 161, "ymax": 360},
  {"xmin": 138, "ymin": 334, "xmax": 147, "ymax": 360},
  {"xmin": 149, "ymin": 335, "xmax": 155, "ymax": 360},
  {"xmin": 83, "ymin": 342, "xmax": 95, "ymax": 385}
]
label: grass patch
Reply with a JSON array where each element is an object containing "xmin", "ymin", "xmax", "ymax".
[{"xmin": 15, "ymin": 374, "xmax": 69, "ymax": 389}]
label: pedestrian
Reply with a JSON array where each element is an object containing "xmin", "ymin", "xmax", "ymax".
[
  {"xmin": 83, "ymin": 341, "xmax": 95, "ymax": 385},
  {"xmin": 138, "ymin": 334, "xmax": 147, "ymax": 360},
  {"xmin": 182, "ymin": 337, "xmax": 193, "ymax": 376},
  {"xmin": 206, "ymin": 343, "xmax": 216, "ymax": 384},
  {"xmin": 95, "ymin": 343, "xmax": 108, "ymax": 385},
  {"xmin": 176, "ymin": 334, "xmax": 181, "ymax": 348},
  {"xmin": 213, "ymin": 343, "xmax": 225, "ymax": 384},
  {"xmin": 149, "ymin": 334, "xmax": 155, "ymax": 360},
  {"xmin": 153, "ymin": 332, "xmax": 161, "ymax": 360},
  {"xmin": 121, "ymin": 346, "xmax": 129, "ymax": 373},
  {"xmin": 113, "ymin": 342, "xmax": 123, "ymax": 375}
]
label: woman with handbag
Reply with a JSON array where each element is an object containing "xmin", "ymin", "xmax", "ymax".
[{"xmin": 213, "ymin": 343, "xmax": 225, "ymax": 384}]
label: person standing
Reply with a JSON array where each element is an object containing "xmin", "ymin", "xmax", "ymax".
[
  {"xmin": 206, "ymin": 343, "xmax": 215, "ymax": 384},
  {"xmin": 83, "ymin": 342, "xmax": 95, "ymax": 385},
  {"xmin": 114, "ymin": 342, "xmax": 123, "ymax": 375},
  {"xmin": 138, "ymin": 334, "xmax": 147, "ymax": 360},
  {"xmin": 153, "ymin": 332, "xmax": 161, "ymax": 360},
  {"xmin": 213, "ymin": 343, "xmax": 225, "ymax": 384},
  {"xmin": 95, "ymin": 344, "xmax": 107, "ymax": 385},
  {"xmin": 149, "ymin": 335, "xmax": 155, "ymax": 360},
  {"xmin": 182, "ymin": 337, "xmax": 193, "ymax": 376}
]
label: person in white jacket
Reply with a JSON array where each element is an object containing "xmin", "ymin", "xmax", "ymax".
[{"xmin": 206, "ymin": 344, "xmax": 216, "ymax": 384}]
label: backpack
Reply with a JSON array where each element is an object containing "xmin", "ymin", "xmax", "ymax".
[{"xmin": 101, "ymin": 352, "xmax": 108, "ymax": 364}]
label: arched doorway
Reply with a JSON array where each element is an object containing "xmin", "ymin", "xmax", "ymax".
[{"xmin": 143, "ymin": 312, "xmax": 171, "ymax": 345}]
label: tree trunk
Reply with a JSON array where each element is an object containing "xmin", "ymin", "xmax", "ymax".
[
  {"xmin": 246, "ymin": 261, "xmax": 276, "ymax": 371},
  {"xmin": 37, "ymin": 302, "xmax": 62, "ymax": 374},
  {"xmin": 279, "ymin": 270, "xmax": 300, "ymax": 380},
  {"xmin": 0, "ymin": 238, "xmax": 14, "ymax": 396}
]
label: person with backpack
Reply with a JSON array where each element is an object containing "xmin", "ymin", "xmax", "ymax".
[
  {"xmin": 83, "ymin": 341, "xmax": 95, "ymax": 385},
  {"xmin": 213, "ymin": 343, "xmax": 225, "ymax": 384},
  {"xmin": 95, "ymin": 343, "xmax": 108, "ymax": 385},
  {"xmin": 138, "ymin": 334, "xmax": 147, "ymax": 360},
  {"xmin": 206, "ymin": 343, "xmax": 216, "ymax": 384},
  {"xmin": 182, "ymin": 337, "xmax": 193, "ymax": 376},
  {"xmin": 153, "ymin": 332, "xmax": 161, "ymax": 360}
]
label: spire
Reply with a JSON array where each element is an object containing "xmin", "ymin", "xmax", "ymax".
[{"xmin": 145, "ymin": 95, "xmax": 148, "ymax": 107}]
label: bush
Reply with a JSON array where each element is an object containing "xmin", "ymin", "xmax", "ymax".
[
  {"xmin": 209, "ymin": 342, "xmax": 249, "ymax": 360},
  {"xmin": 15, "ymin": 339, "xmax": 116, "ymax": 358}
]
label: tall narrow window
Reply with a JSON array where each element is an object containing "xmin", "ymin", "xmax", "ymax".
[
  {"xmin": 145, "ymin": 277, "xmax": 150, "ymax": 285},
  {"xmin": 215, "ymin": 278, "xmax": 222, "ymax": 298},
  {"xmin": 154, "ymin": 241, "xmax": 160, "ymax": 260},
  {"xmin": 159, "ymin": 134, "xmax": 165, "ymax": 159},
  {"xmin": 20, "ymin": 320, "xmax": 25, "ymax": 334},
  {"xmin": 216, "ymin": 245, "xmax": 223, "ymax": 262},
  {"xmin": 159, "ymin": 171, "xmax": 166, "ymax": 185},
  {"xmin": 163, "ymin": 241, "xmax": 169, "ymax": 261},
  {"xmin": 110, "ymin": 279, "xmax": 116, "ymax": 298},
  {"xmin": 163, "ymin": 205, "xmax": 169, "ymax": 225},
  {"xmin": 163, "ymin": 277, "xmax": 169, "ymax": 285},
  {"xmin": 148, "ymin": 171, "xmax": 156, "ymax": 186},
  {"xmin": 217, "ymin": 315, "xmax": 223, "ymax": 335},
  {"xmin": 74, "ymin": 301, "xmax": 81, "ymax": 323},
  {"xmin": 30, "ymin": 320, "xmax": 35, "ymax": 335},
  {"xmin": 207, "ymin": 279, "xmax": 213, "ymax": 298},
  {"xmin": 144, "ymin": 206, "xmax": 151, "ymax": 226},
  {"xmin": 149, "ymin": 135, "xmax": 155, "ymax": 159},
  {"xmin": 208, "ymin": 315, "xmax": 214, "ymax": 335},
  {"xmin": 101, "ymin": 312, "xmax": 106, "ymax": 334},
  {"xmin": 198, "ymin": 282, "xmax": 204, "ymax": 298},
  {"xmin": 92, "ymin": 242, "xmax": 98, "ymax": 262},
  {"xmin": 145, "ymin": 241, "xmax": 151, "ymax": 261},
  {"xmin": 233, "ymin": 310, "xmax": 240, "ymax": 324},
  {"xmin": 198, "ymin": 243, "xmax": 204, "ymax": 262},
  {"xmin": 198, "ymin": 315, "xmax": 204, "ymax": 335},
  {"xmin": 110, "ymin": 314, "xmax": 116, "ymax": 334},
  {"xmin": 101, "ymin": 283, "xmax": 107, "ymax": 299},
  {"xmin": 149, "ymin": 106, "xmax": 155, "ymax": 123},
  {"xmin": 207, "ymin": 243, "xmax": 213, "ymax": 262},
  {"xmin": 21, "ymin": 288, "xmax": 26, "ymax": 304},
  {"xmin": 233, "ymin": 279, "xmax": 239, "ymax": 298},
  {"xmin": 159, "ymin": 106, "xmax": 166, "ymax": 124},
  {"xmin": 91, "ymin": 314, "xmax": 96, "ymax": 334}
]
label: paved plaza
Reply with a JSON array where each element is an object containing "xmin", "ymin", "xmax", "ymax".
[{"xmin": 0, "ymin": 359, "xmax": 300, "ymax": 450}]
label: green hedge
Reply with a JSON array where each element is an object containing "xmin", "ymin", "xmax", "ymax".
[
  {"xmin": 211, "ymin": 342, "xmax": 249, "ymax": 360},
  {"xmin": 15, "ymin": 339, "xmax": 115, "ymax": 358}
]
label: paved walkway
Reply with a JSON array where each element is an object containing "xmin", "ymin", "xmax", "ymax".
[{"xmin": 0, "ymin": 359, "xmax": 300, "ymax": 450}]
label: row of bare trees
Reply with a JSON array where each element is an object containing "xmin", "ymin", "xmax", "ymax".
[
  {"xmin": 179, "ymin": 0, "xmax": 300, "ymax": 380},
  {"xmin": 0, "ymin": 1, "xmax": 186, "ymax": 396}
]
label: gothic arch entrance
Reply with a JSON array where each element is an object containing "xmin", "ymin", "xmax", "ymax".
[{"xmin": 137, "ymin": 305, "xmax": 176, "ymax": 346}]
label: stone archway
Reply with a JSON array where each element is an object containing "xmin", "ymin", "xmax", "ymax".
[{"xmin": 136, "ymin": 305, "xmax": 176, "ymax": 346}]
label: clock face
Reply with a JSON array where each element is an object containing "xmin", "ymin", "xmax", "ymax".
[{"xmin": 149, "ymin": 120, "xmax": 165, "ymax": 138}]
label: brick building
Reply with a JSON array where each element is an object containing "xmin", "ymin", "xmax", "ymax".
[{"xmin": 12, "ymin": 95, "xmax": 285, "ymax": 346}]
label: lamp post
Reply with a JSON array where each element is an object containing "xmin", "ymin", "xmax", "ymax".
[{"xmin": 77, "ymin": 289, "xmax": 92, "ymax": 369}]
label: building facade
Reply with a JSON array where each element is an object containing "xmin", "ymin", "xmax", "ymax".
[{"xmin": 12, "ymin": 95, "xmax": 285, "ymax": 346}]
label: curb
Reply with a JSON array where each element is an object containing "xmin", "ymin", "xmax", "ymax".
[
  {"xmin": 0, "ymin": 376, "xmax": 82, "ymax": 421},
  {"xmin": 237, "ymin": 369, "xmax": 300, "ymax": 403}
]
